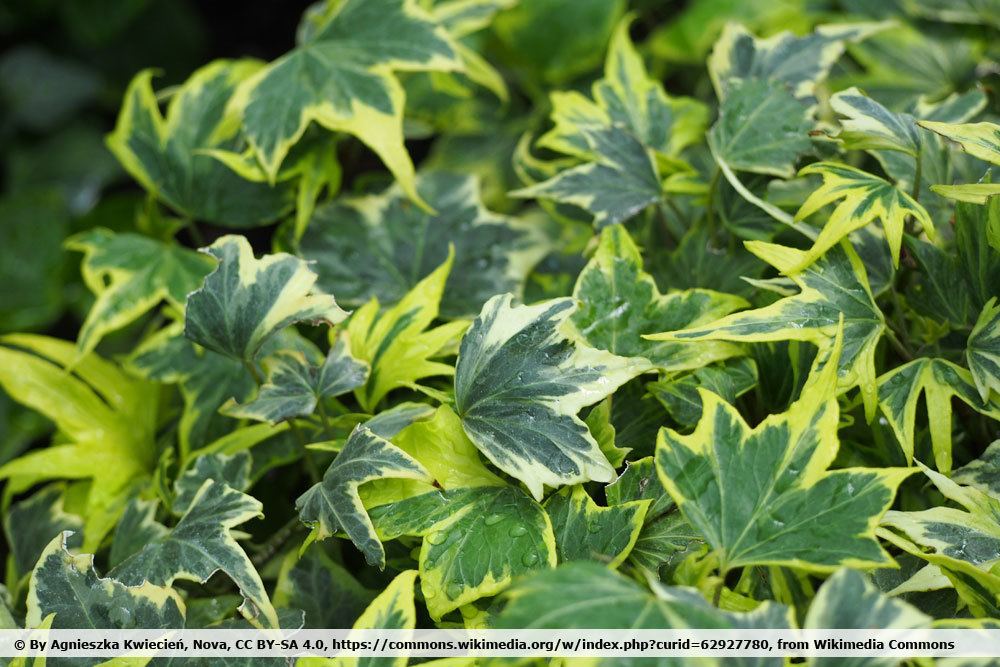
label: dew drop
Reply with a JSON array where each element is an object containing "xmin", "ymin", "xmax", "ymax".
[
  {"xmin": 427, "ymin": 531, "xmax": 448, "ymax": 545},
  {"xmin": 521, "ymin": 552, "xmax": 539, "ymax": 567},
  {"xmin": 509, "ymin": 525, "xmax": 528, "ymax": 537},
  {"xmin": 424, "ymin": 587, "xmax": 437, "ymax": 599},
  {"xmin": 446, "ymin": 582, "xmax": 464, "ymax": 599},
  {"xmin": 484, "ymin": 513, "xmax": 503, "ymax": 526},
  {"xmin": 588, "ymin": 523, "xmax": 603, "ymax": 534}
]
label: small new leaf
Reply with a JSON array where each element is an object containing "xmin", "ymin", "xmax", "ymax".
[
  {"xmin": 296, "ymin": 426, "xmax": 432, "ymax": 569},
  {"xmin": 223, "ymin": 336, "xmax": 368, "ymax": 424}
]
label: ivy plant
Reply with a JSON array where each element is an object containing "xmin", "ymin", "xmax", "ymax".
[{"xmin": 3, "ymin": 0, "xmax": 1000, "ymax": 658}]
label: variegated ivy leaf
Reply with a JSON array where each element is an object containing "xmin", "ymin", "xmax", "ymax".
[
  {"xmin": 370, "ymin": 486, "xmax": 556, "ymax": 620},
  {"xmin": 708, "ymin": 22, "xmax": 887, "ymax": 110},
  {"xmin": 455, "ymin": 294, "xmax": 651, "ymax": 500},
  {"xmin": 877, "ymin": 358, "xmax": 1000, "ymax": 474},
  {"xmin": 66, "ymin": 228, "xmax": 214, "ymax": 357},
  {"xmin": 537, "ymin": 16, "xmax": 708, "ymax": 161},
  {"xmin": 656, "ymin": 333, "xmax": 912, "ymax": 574},
  {"xmin": 28, "ymin": 532, "xmax": 185, "ymax": 629},
  {"xmin": 109, "ymin": 498, "xmax": 167, "ymax": 569},
  {"xmin": 883, "ymin": 463, "xmax": 1000, "ymax": 579},
  {"xmin": 920, "ymin": 120, "xmax": 1000, "ymax": 165},
  {"xmin": 346, "ymin": 252, "xmax": 468, "ymax": 412},
  {"xmin": 954, "ymin": 440, "xmax": 1000, "ymax": 500},
  {"xmin": 648, "ymin": 242, "xmax": 885, "ymax": 419},
  {"xmin": 805, "ymin": 569, "xmax": 930, "ymax": 667},
  {"xmin": 223, "ymin": 336, "xmax": 368, "ymax": 424},
  {"xmin": 296, "ymin": 426, "xmax": 432, "ymax": 569},
  {"xmin": 173, "ymin": 451, "xmax": 252, "ymax": 515},
  {"xmin": 184, "ymin": 235, "xmax": 347, "ymax": 362},
  {"xmin": 300, "ymin": 171, "xmax": 549, "ymax": 318},
  {"xmin": 792, "ymin": 162, "xmax": 935, "ymax": 271},
  {"xmin": 495, "ymin": 561, "xmax": 793, "ymax": 635},
  {"xmin": 968, "ymin": 298, "xmax": 1000, "ymax": 402},
  {"xmin": 830, "ymin": 87, "xmax": 921, "ymax": 156},
  {"xmin": 570, "ymin": 225, "xmax": 747, "ymax": 370},
  {"xmin": 919, "ymin": 121, "xmax": 1000, "ymax": 202},
  {"xmin": 107, "ymin": 61, "xmax": 293, "ymax": 228},
  {"xmin": 707, "ymin": 79, "xmax": 813, "ymax": 179},
  {"xmin": 109, "ymin": 479, "xmax": 278, "ymax": 628},
  {"xmin": 237, "ymin": 0, "xmax": 461, "ymax": 202},
  {"xmin": 543, "ymin": 485, "xmax": 649, "ymax": 568},
  {"xmin": 511, "ymin": 125, "xmax": 663, "ymax": 229},
  {"xmin": 0, "ymin": 335, "xmax": 157, "ymax": 550},
  {"xmin": 4, "ymin": 485, "xmax": 82, "ymax": 579}
]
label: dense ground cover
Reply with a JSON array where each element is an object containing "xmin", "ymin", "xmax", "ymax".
[{"xmin": 2, "ymin": 0, "xmax": 1000, "ymax": 662}]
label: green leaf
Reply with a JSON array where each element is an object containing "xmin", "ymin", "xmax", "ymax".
[
  {"xmin": 495, "ymin": 561, "xmax": 792, "ymax": 633},
  {"xmin": 273, "ymin": 543, "xmax": 375, "ymax": 628},
  {"xmin": 109, "ymin": 479, "xmax": 278, "ymax": 628},
  {"xmin": 237, "ymin": 0, "xmax": 461, "ymax": 202},
  {"xmin": 708, "ymin": 22, "xmax": 887, "ymax": 110},
  {"xmin": 707, "ymin": 79, "xmax": 813, "ymax": 178},
  {"xmin": 954, "ymin": 440, "xmax": 1000, "ymax": 500},
  {"xmin": 109, "ymin": 497, "xmax": 167, "ymax": 569},
  {"xmin": 830, "ymin": 87, "xmax": 921, "ymax": 156},
  {"xmin": 537, "ymin": 16, "xmax": 708, "ymax": 160},
  {"xmin": 0, "ymin": 336, "xmax": 157, "ymax": 550},
  {"xmin": 511, "ymin": 126, "xmax": 663, "ymax": 229},
  {"xmin": 793, "ymin": 162, "xmax": 935, "ymax": 270},
  {"xmin": 66, "ymin": 227, "xmax": 214, "ymax": 357},
  {"xmin": 222, "ymin": 336, "xmax": 368, "ymax": 424},
  {"xmin": 805, "ymin": 569, "xmax": 930, "ymax": 667},
  {"xmin": 968, "ymin": 297, "xmax": 1000, "ymax": 402},
  {"xmin": 904, "ymin": 0, "xmax": 1000, "ymax": 29},
  {"xmin": 173, "ymin": 451, "xmax": 252, "ymax": 514},
  {"xmin": 570, "ymin": 225, "xmax": 747, "ymax": 370},
  {"xmin": 107, "ymin": 61, "xmax": 294, "ymax": 228},
  {"xmin": 655, "ymin": 334, "xmax": 911, "ymax": 573},
  {"xmin": 371, "ymin": 486, "xmax": 556, "ymax": 620},
  {"xmin": 648, "ymin": 242, "xmax": 885, "ymax": 419},
  {"xmin": 296, "ymin": 426, "xmax": 432, "ymax": 568},
  {"xmin": 184, "ymin": 235, "xmax": 348, "ymax": 362},
  {"xmin": 454, "ymin": 294, "xmax": 651, "ymax": 500},
  {"xmin": 883, "ymin": 463, "xmax": 1000, "ymax": 576},
  {"xmin": 300, "ymin": 171, "xmax": 549, "ymax": 318},
  {"xmin": 346, "ymin": 252, "xmax": 468, "ymax": 411},
  {"xmin": 4, "ymin": 485, "xmax": 82, "ymax": 579},
  {"xmin": 648, "ymin": 357, "xmax": 758, "ymax": 428},
  {"xmin": 543, "ymin": 485, "xmax": 649, "ymax": 568},
  {"xmin": 876, "ymin": 358, "xmax": 1000, "ymax": 473},
  {"xmin": 27, "ymin": 532, "xmax": 185, "ymax": 629}
]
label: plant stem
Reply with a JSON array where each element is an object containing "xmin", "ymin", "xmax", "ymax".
[
  {"xmin": 706, "ymin": 167, "xmax": 721, "ymax": 243},
  {"xmin": 242, "ymin": 360, "xmax": 263, "ymax": 385},
  {"xmin": 884, "ymin": 327, "xmax": 913, "ymax": 362},
  {"xmin": 251, "ymin": 516, "xmax": 303, "ymax": 568},
  {"xmin": 712, "ymin": 578, "xmax": 724, "ymax": 607},
  {"xmin": 911, "ymin": 144, "xmax": 923, "ymax": 204},
  {"xmin": 316, "ymin": 400, "xmax": 333, "ymax": 434}
]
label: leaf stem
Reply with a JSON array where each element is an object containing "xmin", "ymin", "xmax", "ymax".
[
  {"xmin": 242, "ymin": 359, "xmax": 264, "ymax": 385},
  {"xmin": 884, "ymin": 327, "xmax": 913, "ymax": 362},
  {"xmin": 316, "ymin": 400, "xmax": 333, "ymax": 434},
  {"xmin": 911, "ymin": 143, "xmax": 923, "ymax": 204},
  {"xmin": 712, "ymin": 578, "xmax": 724, "ymax": 607},
  {"xmin": 251, "ymin": 516, "xmax": 304, "ymax": 568}
]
